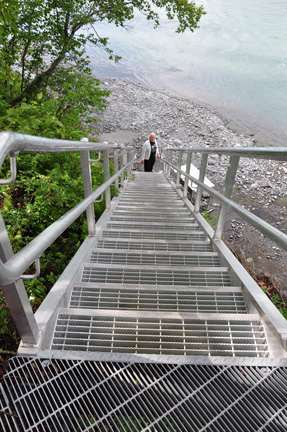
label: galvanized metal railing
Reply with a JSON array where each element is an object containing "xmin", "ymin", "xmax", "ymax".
[
  {"xmin": 163, "ymin": 146, "xmax": 287, "ymax": 248},
  {"xmin": 163, "ymin": 146, "xmax": 287, "ymax": 350},
  {"xmin": 0, "ymin": 131, "xmax": 135, "ymax": 346}
]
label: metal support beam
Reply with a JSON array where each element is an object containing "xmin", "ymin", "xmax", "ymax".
[
  {"xmin": 167, "ymin": 149, "xmax": 172, "ymax": 178},
  {"xmin": 120, "ymin": 152, "xmax": 124, "ymax": 186},
  {"xmin": 214, "ymin": 155, "xmax": 240, "ymax": 239},
  {"xmin": 0, "ymin": 213, "xmax": 39, "ymax": 346},
  {"xmin": 114, "ymin": 149, "xmax": 119, "ymax": 195},
  {"xmin": 176, "ymin": 151, "xmax": 183, "ymax": 188},
  {"xmin": 80, "ymin": 148, "xmax": 95, "ymax": 237},
  {"xmin": 103, "ymin": 149, "xmax": 111, "ymax": 210},
  {"xmin": 194, "ymin": 153, "xmax": 208, "ymax": 213},
  {"xmin": 127, "ymin": 149, "xmax": 134, "ymax": 177},
  {"xmin": 183, "ymin": 152, "xmax": 192, "ymax": 198},
  {"xmin": 122, "ymin": 151, "xmax": 127, "ymax": 183}
]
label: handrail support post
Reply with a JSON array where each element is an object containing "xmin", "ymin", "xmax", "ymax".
[
  {"xmin": 183, "ymin": 152, "xmax": 192, "ymax": 198},
  {"xmin": 0, "ymin": 213, "xmax": 40, "ymax": 346},
  {"xmin": 103, "ymin": 149, "xmax": 111, "ymax": 209},
  {"xmin": 114, "ymin": 149, "xmax": 119, "ymax": 195},
  {"xmin": 214, "ymin": 155, "xmax": 240, "ymax": 239},
  {"xmin": 127, "ymin": 149, "xmax": 134, "ymax": 177},
  {"xmin": 167, "ymin": 150, "xmax": 172, "ymax": 178},
  {"xmin": 80, "ymin": 148, "xmax": 95, "ymax": 236},
  {"xmin": 194, "ymin": 153, "xmax": 208, "ymax": 213},
  {"xmin": 176, "ymin": 151, "xmax": 183, "ymax": 188}
]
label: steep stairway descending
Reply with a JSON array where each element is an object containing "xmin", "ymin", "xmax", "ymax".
[{"xmin": 51, "ymin": 172, "xmax": 269, "ymax": 360}]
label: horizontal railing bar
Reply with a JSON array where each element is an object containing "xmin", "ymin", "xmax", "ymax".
[
  {"xmin": 0, "ymin": 157, "xmax": 136, "ymax": 286},
  {"xmin": 0, "ymin": 131, "xmax": 125, "ymax": 168},
  {"xmin": 165, "ymin": 146, "xmax": 287, "ymax": 161},
  {"xmin": 164, "ymin": 159, "xmax": 287, "ymax": 251}
]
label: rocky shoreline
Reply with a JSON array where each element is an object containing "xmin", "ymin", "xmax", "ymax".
[{"xmin": 91, "ymin": 78, "xmax": 287, "ymax": 295}]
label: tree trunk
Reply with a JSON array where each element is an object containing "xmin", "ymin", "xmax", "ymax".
[{"xmin": 9, "ymin": 54, "xmax": 63, "ymax": 106}]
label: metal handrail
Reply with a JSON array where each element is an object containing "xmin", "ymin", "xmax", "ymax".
[
  {"xmin": 0, "ymin": 131, "xmax": 122, "ymax": 184},
  {"xmin": 0, "ymin": 160, "xmax": 134, "ymax": 286},
  {"xmin": 164, "ymin": 159, "xmax": 287, "ymax": 251},
  {"xmin": 0, "ymin": 132, "xmax": 135, "ymax": 345},
  {"xmin": 166, "ymin": 146, "xmax": 287, "ymax": 161},
  {"xmin": 164, "ymin": 145, "xmax": 287, "ymax": 248}
]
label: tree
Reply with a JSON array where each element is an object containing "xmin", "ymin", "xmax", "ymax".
[{"xmin": 0, "ymin": 0, "xmax": 205, "ymax": 108}]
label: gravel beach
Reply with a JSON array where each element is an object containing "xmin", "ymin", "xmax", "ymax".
[{"xmin": 91, "ymin": 78, "xmax": 287, "ymax": 294}]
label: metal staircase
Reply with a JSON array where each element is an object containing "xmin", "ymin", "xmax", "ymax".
[
  {"xmin": 46, "ymin": 172, "xmax": 269, "ymax": 361},
  {"xmin": 1, "ymin": 133, "xmax": 287, "ymax": 431}
]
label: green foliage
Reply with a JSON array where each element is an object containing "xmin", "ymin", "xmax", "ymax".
[
  {"xmin": 129, "ymin": 172, "xmax": 136, "ymax": 181},
  {"xmin": 201, "ymin": 210, "xmax": 218, "ymax": 229},
  {"xmin": 261, "ymin": 287, "xmax": 287, "ymax": 320},
  {"xmin": 0, "ymin": 69, "xmax": 109, "ymax": 139},
  {"xmin": 0, "ymin": 0, "xmax": 204, "ymax": 107}
]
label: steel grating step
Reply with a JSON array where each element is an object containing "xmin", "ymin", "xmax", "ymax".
[
  {"xmin": 114, "ymin": 206, "xmax": 188, "ymax": 214},
  {"xmin": 119, "ymin": 194, "xmax": 180, "ymax": 200},
  {"xmin": 113, "ymin": 206, "xmax": 190, "ymax": 214},
  {"xmin": 116, "ymin": 199, "xmax": 184, "ymax": 205},
  {"xmin": 81, "ymin": 264, "xmax": 231, "ymax": 286},
  {"xmin": 113, "ymin": 208, "xmax": 190, "ymax": 214},
  {"xmin": 96, "ymin": 238, "xmax": 212, "ymax": 252},
  {"xmin": 90, "ymin": 249, "xmax": 221, "ymax": 266},
  {"xmin": 51, "ymin": 309, "xmax": 269, "ymax": 358},
  {"xmin": 118, "ymin": 191, "xmax": 182, "ymax": 198},
  {"xmin": 2, "ymin": 357, "xmax": 287, "ymax": 432},
  {"xmin": 70, "ymin": 283, "xmax": 247, "ymax": 313},
  {"xmin": 117, "ymin": 199, "xmax": 183, "ymax": 206},
  {"xmin": 106, "ymin": 222, "xmax": 200, "ymax": 231},
  {"xmin": 101, "ymin": 229, "xmax": 206, "ymax": 241},
  {"xmin": 110, "ymin": 214, "xmax": 194, "ymax": 223}
]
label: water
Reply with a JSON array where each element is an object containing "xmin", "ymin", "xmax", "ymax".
[{"xmin": 86, "ymin": 0, "xmax": 287, "ymax": 146}]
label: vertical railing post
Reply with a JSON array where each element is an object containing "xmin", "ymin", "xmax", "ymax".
[
  {"xmin": 114, "ymin": 149, "xmax": 119, "ymax": 195},
  {"xmin": 103, "ymin": 149, "xmax": 111, "ymax": 210},
  {"xmin": 194, "ymin": 153, "xmax": 208, "ymax": 213},
  {"xmin": 80, "ymin": 147, "xmax": 95, "ymax": 237},
  {"xmin": 183, "ymin": 151, "xmax": 192, "ymax": 198},
  {"xmin": 214, "ymin": 155, "xmax": 240, "ymax": 240},
  {"xmin": 163, "ymin": 150, "xmax": 166, "ymax": 174},
  {"xmin": 167, "ymin": 149, "xmax": 172, "ymax": 178},
  {"xmin": 120, "ymin": 151, "xmax": 124, "ymax": 185},
  {"xmin": 127, "ymin": 149, "xmax": 134, "ymax": 177},
  {"xmin": 122, "ymin": 150, "xmax": 127, "ymax": 181},
  {"xmin": 176, "ymin": 151, "xmax": 183, "ymax": 188},
  {"xmin": 0, "ymin": 213, "xmax": 40, "ymax": 346}
]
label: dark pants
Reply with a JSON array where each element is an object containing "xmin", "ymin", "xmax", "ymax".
[{"xmin": 144, "ymin": 154, "xmax": 156, "ymax": 172}]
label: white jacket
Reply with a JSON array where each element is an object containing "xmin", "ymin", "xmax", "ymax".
[{"xmin": 141, "ymin": 139, "xmax": 159, "ymax": 160}]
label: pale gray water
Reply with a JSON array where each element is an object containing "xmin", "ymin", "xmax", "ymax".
[{"xmin": 86, "ymin": 0, "xmax": 287, "ymax": 146}]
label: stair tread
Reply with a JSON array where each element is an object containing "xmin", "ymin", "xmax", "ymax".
[
  {"xmin": 91, "ymin": 248, "xmax": 219, "ymax": 257},
  {"xmin": 83, "ymin": 262, "xmax": 229, "ymax": 272},
  {"xmin": 72, "ymin": 281, "xmax": 242, "ymax": 292},
  {"xmin": 57, "ymin": 307, "xmax": 260, "ymax": 321},
  {"xmin": 69, "ymin": 283, "xmax": 247, "ymax": 313}
]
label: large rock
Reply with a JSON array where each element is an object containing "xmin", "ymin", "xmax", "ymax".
[{"xmin": 250, "ymin": 178, "xmax": 273, "ymax": 190}]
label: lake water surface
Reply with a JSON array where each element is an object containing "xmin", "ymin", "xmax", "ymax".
[{"xmin": 87, "ymin": 0, "xmax": 287, "ymax": 146}]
